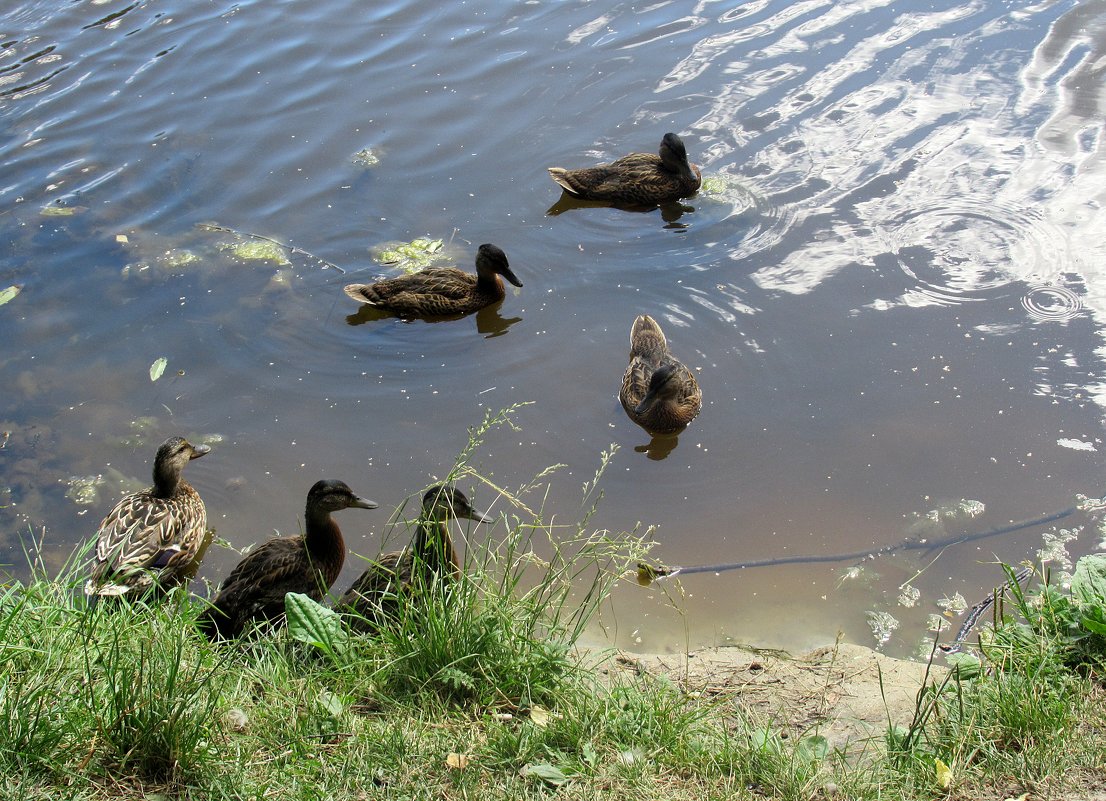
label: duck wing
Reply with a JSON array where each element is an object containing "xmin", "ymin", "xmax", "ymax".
[{"xmin": 87, "ymin": 487, "xmax": 206, "ymax": 595}]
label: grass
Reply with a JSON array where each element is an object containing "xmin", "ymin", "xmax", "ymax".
[{"xmin": 2, "ymin": 410, "xmax": 1105, "ymax": 799}]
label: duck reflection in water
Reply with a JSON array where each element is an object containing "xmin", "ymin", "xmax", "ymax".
[
  {"xmin": 345, "ymin": 299, "xmax": 521, "ymax": 337},
  {"xmin": 546, "ymin": 193, "xmax": 696, "ymax": 227}
]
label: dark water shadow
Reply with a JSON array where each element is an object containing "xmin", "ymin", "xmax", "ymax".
[
  {"xmin": 633, "ymin": 433, "xmax": 680, "ymax": 460},
  {"xmin": 345, "ymin": 300, "xmax": 521, "ymax": 337},
  {"xmin": 546, "ymin": 191, "xmax": 696, "ymax": 228}
]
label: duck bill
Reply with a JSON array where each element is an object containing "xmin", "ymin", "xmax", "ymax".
[
  {"xmin": 468, "ymin": 507, "xmax": 494, "ymax": 524},
  {"xmin": 634, "ymin": 391, "xmax": 658, "ymax": 416},
  {"xmin": 501, "ymin": 266, "xmax": 523, "ymax": 288},
  {"xmin": 190, "ymin": 444, "xmax": 211, "ymax": 459},
  {"xmin": 351, "ymin": 495, "xmax": 380, "ymax": 510}
]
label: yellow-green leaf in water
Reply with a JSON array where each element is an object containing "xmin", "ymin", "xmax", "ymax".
[
  {"xmin": 935, "ymin": 757, "xmax": 953, "ymax": 789},
  {"xmin": 162, "ymin": 249, "xmax": 201, "ymax": 268},
  {"xmin": 374, "ymin": 237, "xmax": 445, "ymax": 274},
  {"xmin": 219, "ymin": 240, "xmax": 291, "ymax": 266},
  {"xmin": 40, "ymin": 205, "xmax": 80, "ymax": 217},
  {"xmin": 149, "ymin": 357, "xmax": 168, "ymax": 382},
  {"xmin": 0, "ymin": 285, "xmax": 21, "ymax": 307},
  {"xmin": 352, "ymin": 147, "xmax": 380, "ymax": 168},
  {"xmin": 700, "ymin": 175, "xmax": 730, "ymax": 195}
]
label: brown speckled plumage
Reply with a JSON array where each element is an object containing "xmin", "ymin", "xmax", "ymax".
[
  {"xmin": 343, "ymin": 243, "xmax": 521, "ymax": 317},
  {"xmin": 85, "ymin": 436, "xmax": 210, "ymax": 600},
  {"xmin": 547, "ymin": 133, "xmax": 702, "ymax": 206},
  {"xmin": 199, "ymin": 480, "xmax": 377, "ymax": 640},
  {"xmin": 337, "ymin": 485, "xmax": 492, "ymax": 632},
  {"xmin": 620, "ymin": 315, "xmax": 702, "ymax": 436}
]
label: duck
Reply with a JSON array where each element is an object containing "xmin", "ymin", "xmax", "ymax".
[
  {"xmin": 336, "ymin": 484, "xmax": 492, "ymax": 631},
  {"xmin": 343, "ymin": 243, "xmax": 522, "ymax": 317},
  {"xmin": 199, "ymin": 479, "xmax": 377, "ymax": 640},
  {"xmin": 84, "ymin": 436, "xmax": 211, "ymax": 601},
  {"xmin": 620, "ymin": 315, "xmax": 702, "ymax": 435},
  {"xmin": 547, "ymin": 132, "xmax": 702, "ymax": 206}
]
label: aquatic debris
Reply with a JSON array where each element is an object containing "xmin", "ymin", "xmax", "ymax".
[
  {"xmin": 39, "ymin": 205, "xmax": 81, "ymax": 217},
  {"xmin": 162, "ymin": 249, "xmax": 201, "ymax": 268},
  {"xmin": 65, "ymin": 474, "xmax": 106, "ymax": 506},
  {"xmin": 866, "ymin": 610, "xmax": 899, "ymax": 646},
  {"xmin": 218, "ymin": 239, "xmax": 292, "ymax": 266},
  {"xmin": 937, "ymin": 592, "xmax": 968, "ymax": 616},
  {"xmin": 1037, "ymin": 526, "xmax": 1080, "ymax": 570},
  {"xmin": 699, "ymin": 175, "xmax": 732, "ymax": 196},
  {"xmin": 0, "ymin": 285, "xmax": 22, "ymax": 307},
  {"xmin": 925, "ymin": 613, "xmax": 950, "ymax": 633},
  {"xmin": 352, "ymin": 147, "xmax": 380, "ymax": 168},
  {"xmin": 372, "ymin": 237, "xmax": 447, "ymax": 275},
  {"xmin": 1057, "ymin": 438, "xmax": 1096, "ymax": 452},
  {"xmin": 897, "ymin": 584, "xmax": 920, "ymax": 608},
  {"xmin": 149, "ymin": 357, "xmax": 168, "ymax": 382},
  {"xmin": 924, "ymin": 499, "xmax": 985, "ymax": 523}
]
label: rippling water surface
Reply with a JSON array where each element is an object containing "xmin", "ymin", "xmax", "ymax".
[{"xmin": 2, "ymin": 0, "xmax": 1105, "ymax": 657}]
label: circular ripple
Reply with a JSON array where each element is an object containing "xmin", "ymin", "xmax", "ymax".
[
  {"xmin": 878, "ymin": 201, "xmax": 1068, "ymax": 306},
  {"xmin": 1021, "ymin": 285, "xmax": 1083, "ymax": 322}
]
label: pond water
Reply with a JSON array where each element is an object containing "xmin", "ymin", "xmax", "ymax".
[{"xmin": 2, "ymin": 0, "xmax": 1104, "ymax": 659}]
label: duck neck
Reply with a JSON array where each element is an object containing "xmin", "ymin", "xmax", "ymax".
[
  {"xmin": 412, "ymin": 517, "xmax": 460, "ymax": 578},
  {"xmin": 304, "ymin": 505, "xmax": 346, "ymax": 583},
  {"xmin": 152, "ymin": 461, "xmax": 182, "ymax": 499}
]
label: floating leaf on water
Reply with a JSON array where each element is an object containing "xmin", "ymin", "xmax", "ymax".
[
  {"xmin": 937, "ymin": 592, "xmax": 968, "ymax": 616},
  {"xmin": 162, "ymin": 249, "xmax": 201, "ymax": 268},
  {"xmin": 0, "ymin": 285, "xmax": 22, "ymax": 307},
  {"xmin": 219, "ymin": 239, "xmax": 292, "ymax": 266},
  {"xmin": 115, "ymin": 234, "xmax": 129, "ymax": 244},
  {"xmin": 897, "ymin": 584, "xmax": 921, "ymax": 608},
  {"xmin": 149, "ymin": 357, "xmax": 168, "ymax": 382},
  {"xmin": 866, "ymin": 610, "xmax": 899, "ymax": 646},
  {"xmin": 40, "ymin": 205, "xmax": 81, "ymax": 217},
  {"xmin": 699, "ymin": 175, "xmax": 731, "ymax": 195},
  {"xmin": 925, "ymin": 613, "xmax": 950, "ymax": 633},
  {"xmin": 65, "ymin": 474, "xmax": 106, "ymax": 506},
  {"xmin": 352, "ymin": 147, "xmax": 380, "ymax": 168},
  {"xmin": 372, "ymin": 237, "xmax": 447, "ymax": 274}
]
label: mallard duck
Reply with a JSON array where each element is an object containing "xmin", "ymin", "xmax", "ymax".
[
  {"xmin": 343, "ymin": 243, "xmax": 522, "ymax": 317},
  {"xmin": 84, "ymin": 436, "xmax": 211, "ymax": 600},
  {"xmin": 620, "ymin": 315, "xmax": 702, "ymax": 435},
  {"xmin": 336, "ymin": 485, "xmax": 492, "ymax": 631},
  {"xmin": 199, "ymin": 480, "xmax": 377, "ymax": 640},
  {"xmin": 547, "ymin": 133, "xmax": 702, "ymax": 206}
]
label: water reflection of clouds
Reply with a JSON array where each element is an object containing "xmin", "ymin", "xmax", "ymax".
[{"xmin": 668, "ymin": 0, "xmax": 1103, "ymax": 329}]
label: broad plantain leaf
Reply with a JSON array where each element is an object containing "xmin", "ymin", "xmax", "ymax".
[
  {"xmin": 1072, "ymin": 554, "xmax": 1106, "ymax": 606},
  {"xmin": 286, "ymin": 592, "xmax": 349, "ymax": 659}
]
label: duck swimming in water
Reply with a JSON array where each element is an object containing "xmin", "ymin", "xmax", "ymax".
[
  {"xmin": 85, "ymin": 436, "xmax": 211, "ymax": 601},
  {"xmin": 547, "ymin": 133, "xmax": 702, "ymax": 206},
  {"xmin": 343, "ymin": 243, "xmax": 522, "ymax": 317},
  {"xmin": 199, "ymin": 479, "xmax": 377, "ymax": 640},
  {"xmin": 620, "ymin": 314, "xmax": 702, "ymax": 436},
  {"xmin": 336, "ymin": 485, "xmax": 492, "ymax": 631}
]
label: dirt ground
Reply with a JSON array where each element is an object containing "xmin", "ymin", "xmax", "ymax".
[{"xmin": 613, "ymin": 640, "xmax": 941, "ymax": 750}]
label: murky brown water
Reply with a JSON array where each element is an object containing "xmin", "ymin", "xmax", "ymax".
[{"xmin": 2, "ymin": 0, "xmax": 1105, "ymax": 658}]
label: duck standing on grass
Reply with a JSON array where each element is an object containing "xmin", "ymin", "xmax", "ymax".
[
  {"xmin": 199, "ymin": 480, "xmax": 377, "ymax": 640},
  {"xmin": 343, "ymin": 243, "xmax": 522, "ymax": 317},
  {"xmin": 337, "ymin": 485, "xmax": 492, "ymax": 632},
  {"xmin": 547, "ymin": 133, "xmax": 702, "ymax": 206},
  {"xmin": 620, "ymin": 314, "xmax": 702, "ymax": 435},
  {"xmin": 85, "ymin": 436, "xmax": 211, "ymax": 601}
]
